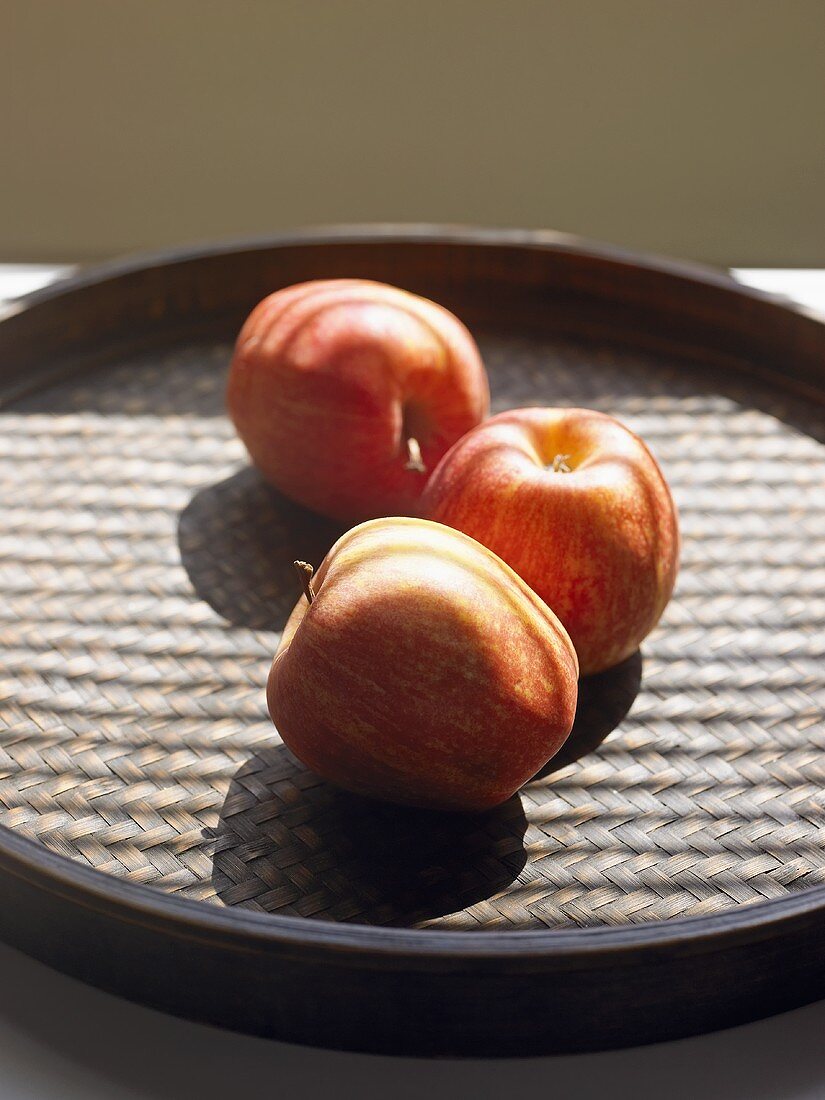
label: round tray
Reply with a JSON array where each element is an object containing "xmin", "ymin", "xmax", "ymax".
[{"xmin": 0, "ymin": 227, "xmax": 823, "ymax": 1056}]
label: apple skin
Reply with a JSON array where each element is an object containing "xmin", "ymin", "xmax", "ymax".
[
  {"xmin": 226, "ymin": 279, "xmax": 489, "ymax": 523},
  {"xmin": 267, "ymin": 518, "xmax": 578, "ymax": 812},
  {"xmin": 421, "ymin": 407, "xmax": 679, "ymax": 676}
]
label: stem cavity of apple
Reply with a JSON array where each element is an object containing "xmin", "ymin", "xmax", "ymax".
[
  {"xmin": 551, "ymin": 453, "xmax": 572, "ymax": 473},
  {"xmin": 294, "ymin": 560, "xmax": 316, "ymax": 604},
  {"xmin": 404, "ymin": 436, "xmax": 427, "ymax": 474}
]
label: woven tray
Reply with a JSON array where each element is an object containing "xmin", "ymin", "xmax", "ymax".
[{"xmin": 0, "ymin": 228, "xmax": 823, "ymax": 1055}]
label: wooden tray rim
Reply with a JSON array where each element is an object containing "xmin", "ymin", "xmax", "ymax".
[{"xmin": 10, "ymin": 221, "xmax": 824, "ymax": 322}]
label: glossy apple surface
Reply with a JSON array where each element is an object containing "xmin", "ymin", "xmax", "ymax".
[
  {"xmin": 267, "ymin": 518, "xmax": 578, "ymax": 812},
  {"xmin": 422, "ymin": 407, "xmax": 679, "ymax": 675},
  {"xmin": 227, "ymin": 279, "xmax": 489, "ymax": 522}
]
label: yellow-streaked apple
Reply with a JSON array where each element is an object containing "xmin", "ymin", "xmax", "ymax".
[{"xmin": 267, "ymin": 518, "xmax": 578, "ymax": 812}]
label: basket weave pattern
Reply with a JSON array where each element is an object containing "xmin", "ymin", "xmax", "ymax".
[{"xmin": 1, "ymin": 334, "xmax": 823, "ymax": 930}]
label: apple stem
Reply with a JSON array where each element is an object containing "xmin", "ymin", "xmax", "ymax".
[
  {"xmin": 551, "ymin": 453, "xmax": 572, "ymax": 473},
  {"xmin": 404, "ymin": 436, "xmax": 427, "ymax": 474},
  {"xmin": 294, "ymin": 560, "xmax": 316, "ymax": 604}
]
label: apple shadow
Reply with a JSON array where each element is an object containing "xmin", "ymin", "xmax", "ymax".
[
  {"xmin": 210, "ymin": 744, "xmax": 528, "ymax": 927},
  {"xmin": 536, "ymin": 650, "xmax": 643, "ymax": 777},
  {"xmin": 177, "ymin": 467, "xmax": 346, "ymax": 631}
]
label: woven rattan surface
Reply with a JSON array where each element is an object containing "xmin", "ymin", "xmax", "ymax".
[{"xmin": 1, "ymin": 331, "xmax": 824, "ymax": 931}]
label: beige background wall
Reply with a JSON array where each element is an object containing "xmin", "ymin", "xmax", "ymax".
[{"xmin": 3, "ymin": 0, "xmax": 824, "ymax": 266}]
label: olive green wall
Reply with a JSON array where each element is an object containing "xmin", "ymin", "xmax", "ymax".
[{"xmin": 3, "ymin": 0, "xmax": 823, "ymax": 265}]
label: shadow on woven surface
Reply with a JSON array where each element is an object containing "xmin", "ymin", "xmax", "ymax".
[
  {"xmin": 177, "ymin": 467, "xmax": 346, "ymax": 631},
  {"xmin": 208, "ymin": 659, "xmax": 638, "ymax": 927},
  {"xmin": 211, "ymin": 744, "xmax": 529, "ymax": 927},
  {"xmin": 539, "ymin": 650, "xmax": 642, "ymax": 776}
]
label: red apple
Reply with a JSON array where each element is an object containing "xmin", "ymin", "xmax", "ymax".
[
  {"xmin": 422, "ymin": 407, "xmax": 679, "ymax": 675},
  {"xmin": 267, "ymin": 518, "xmax": 578, "ymax": 812},
  {"xmin": 226, "ymin": 279, "xmax": 489, "ymax": 522}
]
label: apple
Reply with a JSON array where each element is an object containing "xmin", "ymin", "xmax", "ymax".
[
  {"xmin": 422, "ymin": 407, "xmax": 679, "ymax": 675},
  {"xmin": 226, "ymin": 279, "xmax": 489, "ymax": 523},
  {"xmin": 267, "ymin": 517, "xmax": 578, "ymax": 812}
]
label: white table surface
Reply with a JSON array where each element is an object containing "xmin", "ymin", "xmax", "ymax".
[{"xmin": 1, "ymin": 263, "xmax": 824, "ymax": 1100}]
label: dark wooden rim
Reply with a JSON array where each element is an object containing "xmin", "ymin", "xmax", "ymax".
[
  {"xmin": 2, "ymin": 224, "xmax": 824, "ymax": 968},
  {"xmin": 10, "ymin": 223, "xmax": 750, "ymax": 304}
]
